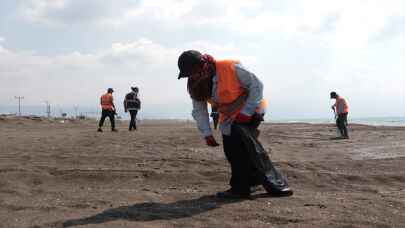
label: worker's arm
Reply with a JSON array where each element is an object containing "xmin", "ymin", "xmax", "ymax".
[
  {"xmin": 234, "ymin": 63, "xmax": 264, "ymax": 116},
  {"xmin": 191, "ymin": 99, "xmax": 212, "ymax": 137},
  {"xmin": 136, "ymin": 98, "xmax": 141, "ymax": 110},
  {"xmin": 331, "ymin": 103, "xmax": 336, "ymax": 111},
  {"xmin": 111, "ymin": 96, "xmax": 116, "ymax": 110},
  {"xmin": 123, "ymin": 98, "xmax": 127, "ymax": 112}
]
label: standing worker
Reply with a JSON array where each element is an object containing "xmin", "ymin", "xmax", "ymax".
[
  {"xmin": 124, "ymin": 86, "xmax": 141, "ymax": 131},
  {"xmin": 330, "ymin": 91, "xmax": 349, "ymax": 139},
  {"xmin": 177, "ymin": 50, "xmax": 292, "ymax": 199},
  {"xmin": 97, "ymin": 88, "xmax": 117, "ymax": 132}
]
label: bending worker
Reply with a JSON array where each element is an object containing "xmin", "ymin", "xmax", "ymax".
[
  {"xmin": 330, "ymin": 91, "xmax": 349, "ymax": 139},
  {"xmin": 97, "ymin": 88, "xmax": 117, "ymax": 132},
  {"xmin": 177, "ymin": 50, "xmax": 293, "ymax": 199},
  {"xmin": 124, "ymin": 86, "xmax": 141, "ymax": 131}
]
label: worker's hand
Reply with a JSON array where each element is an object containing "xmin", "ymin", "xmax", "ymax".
[
  {"xmin": 234, "ymin": 113, "xmax": 252, "ymax": 123},
  {"xmin": 205, "ymin": 135, "xmax": 220, "ymax": 147}
]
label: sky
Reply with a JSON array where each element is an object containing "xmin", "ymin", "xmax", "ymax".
[{"xmin": 0, "ymin": 0, "xmax": 404, "ymax": 119}]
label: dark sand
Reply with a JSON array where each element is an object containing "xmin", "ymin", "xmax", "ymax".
[{"xmin": 0, "ymin": 116, "xmax": 404, "ymax": 227}]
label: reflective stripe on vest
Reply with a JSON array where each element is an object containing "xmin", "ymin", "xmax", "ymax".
[
  {"xmin": 214, "ymin": 60, "xmax": 267, "ymax": 123},
  {"xmin": 101, "ymin": 93, "xmax": 113, "ymax": 110},
  {"xmin": 126, "ymin": 93, "xmax": 139, "ymax": 105}
]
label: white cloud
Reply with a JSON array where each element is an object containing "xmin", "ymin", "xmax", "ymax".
[
  {"xmin": 19, "ymin": 0, "xmax": 136, "ymax": 26},
  {"xmin": 101, "ymin": 39, "xmax": 178, "ymax": 67},
  {"xmin": 4, "ymin": 0, "xmax": 405, "ymax": 118},
  {"xmin": 0, "ymin": 37, "xmax": 262, "ymax": 115},
  {"xmin": 107, "ymin": 0, "xmax": 404, "ymax": 53},
  {"xmin": 19, "ymin": 0, "xmax": 66, "ymax": 25},
  {"xmin": 0, "ymin": 38, "xmax": 185, "ymax": 107},
  {"xmin": 18, "ymin": 0, "xmax": 405, "ymax": 48}
]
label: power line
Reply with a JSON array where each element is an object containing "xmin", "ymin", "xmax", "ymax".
[{"xmin": 14, "ymin": 96, "xmax": 24, "ymax": 116}]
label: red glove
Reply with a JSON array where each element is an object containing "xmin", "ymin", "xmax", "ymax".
[
  {"xmin": 205, "ymin": 135, "xmax": 220, "ymax": 147},
  {"xmin": 234, "ymin": 113, "xmax": 252, "ymax": 123}
]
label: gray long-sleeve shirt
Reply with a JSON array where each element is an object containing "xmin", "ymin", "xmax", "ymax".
[{"xmin": 191, "ymin": 63, "xmax": 264, "ymax": 137}]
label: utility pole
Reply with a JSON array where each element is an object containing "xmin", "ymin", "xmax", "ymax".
[
  {"xmin": 73, "ymin": 106, "xmax": 78, "ymax": 118},
  {"xmin": 14, "ymin": 96, "xmax": 24, "ymax": 116},
  {"xmin": 44, "ymin": 101, "xmax": 51, "ymax": 118}
]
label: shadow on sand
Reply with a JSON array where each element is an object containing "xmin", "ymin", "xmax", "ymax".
[{"xmin": 61, "ymin": 194, "xmax": 257, "ymax": 227}]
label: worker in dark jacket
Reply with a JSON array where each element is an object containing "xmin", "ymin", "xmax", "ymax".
[{"xmin": 124, "ymin": 87, "xmax": 141, "ymax": 131}]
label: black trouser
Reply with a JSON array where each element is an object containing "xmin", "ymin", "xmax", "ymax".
[
  {"xmin": 222, "ymin": 114, "xmax": 289, "ymax": 195},
  {"xmin": 222, "ymin": 114, "xmax": 267, "ymax": 194},
  {"xmin": 129, "ymin": 110, "xmax": 138, "ymax": 130},
  {"xmin": 223, "ymin": 129, "xmax": 264, "ymax": 195},
  {"xmin": 98, "ymin": 109, "xmax": 115, "ymax": 130},
  {"xmin": 336, "ymin": 113, "xmax": 349, "ymax": 137}
]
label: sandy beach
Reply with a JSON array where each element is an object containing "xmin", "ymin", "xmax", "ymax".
[{"xmin": 0, "ymin": 116, "xmax": 404, "ymax": 228}]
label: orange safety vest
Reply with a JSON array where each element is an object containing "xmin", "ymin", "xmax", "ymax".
[
  {"xmin": 335, "ymin": 97, "xmax": 349, "ymax": 114},
  {"xmin": 100, "ymin": 93, "xmax": 113, "ymax": 110},
  {"xmin": 213, "ymin": 60, "xmax": 267, "ymax": 123}
]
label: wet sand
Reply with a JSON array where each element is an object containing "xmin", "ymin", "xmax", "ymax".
[{"xmin": 0, "ymin": 116, "xmax": 404, "ymax": 227}]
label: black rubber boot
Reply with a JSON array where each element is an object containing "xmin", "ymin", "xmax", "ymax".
[{"xmin": 262, "ymin": 180, "xmax": 293, "ymax": 197}]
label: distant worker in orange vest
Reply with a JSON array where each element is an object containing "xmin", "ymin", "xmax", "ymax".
[
  {"xmin": 98, "ymin": 88, "xmax": 117, "ymax": 132},
  {"xmin": 178, "ymin": 50, "xmax": 293, "ymax": 199},
  {"xmin": 124, "ymin": 86, "xmax": 141, "ymax": 131},
  {"xmin": 330, "ymin": 91, "xmax": 349, "ymax": 139}
]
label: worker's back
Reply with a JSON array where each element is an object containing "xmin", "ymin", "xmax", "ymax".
[
  {"xmin": 101, "ymin": 93, "xmax": 113, "ymax": 110},
  {"xmin": 336, "ymin": 97, "xmax": 349, "ymax": 114},
  {"xmin": 125, "ymin": 92, "xmax": 141, "ymax": 110}
]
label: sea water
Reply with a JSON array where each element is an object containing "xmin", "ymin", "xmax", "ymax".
[{"xmin": 270, "ymin": 117, "xmax": 405, "ymax": 127}]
